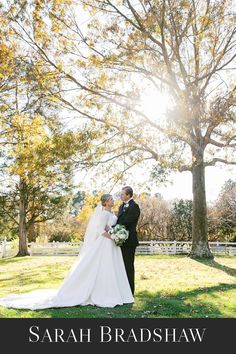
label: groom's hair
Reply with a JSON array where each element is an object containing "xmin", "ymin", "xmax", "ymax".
[{"xmin": 122, "ymin": 186, "xmax": 133, "ymax": 197}]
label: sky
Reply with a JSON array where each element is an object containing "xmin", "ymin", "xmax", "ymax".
[
  {"xmin": 73, "ymin": 161, "xmax": 236, "ymax": 203},
  {"xmin": 157, "ymin": 167, "xmax": 235, "ymax": 202}
]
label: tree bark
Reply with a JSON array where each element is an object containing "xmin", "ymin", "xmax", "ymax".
[
  {"xmin": 189, "ymin": 153, "xmax": 213, "ymax": 259},
  {"xmin": 28, "ymin": 223, "xmax": 38, "ymax": 242},
  {"xmin": 16, "ymin": 179, "xmax": 30, "ymax": 257}
]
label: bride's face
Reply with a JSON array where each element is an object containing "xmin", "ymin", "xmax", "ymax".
[{"xmin": 106, "ymin": 196, "xmax": 114, "ymax": 207}]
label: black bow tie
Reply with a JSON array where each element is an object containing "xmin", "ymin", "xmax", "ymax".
[{"xmin": 122, "ymin": 202, "xmax": 129, "ymax": 210}]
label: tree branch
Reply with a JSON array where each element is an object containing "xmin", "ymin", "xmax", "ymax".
[
  {"xmin": 206, "ymin": 137, "xmax": 236, "ymax": 148},
  {"xmin": 178, "ymin": 164, "xmax": 193, "ymax": 172},
  {"xmin": 204, "ymin": 158, "xmax": 236, "ymax": 167}
]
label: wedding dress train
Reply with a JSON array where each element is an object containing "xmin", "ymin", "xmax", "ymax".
[{"xmin": 0, "ymin": 207, "xmax": 134, "ymax": 309}]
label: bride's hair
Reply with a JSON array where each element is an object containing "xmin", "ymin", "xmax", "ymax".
[{"xmin": 100, "ymin": 194, "xmax": 112, "ymax": 206}]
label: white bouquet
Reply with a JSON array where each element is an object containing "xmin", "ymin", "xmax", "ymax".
[{"xmin": 109, "ymin": 224, "xmax": 129, "ymax": 246}]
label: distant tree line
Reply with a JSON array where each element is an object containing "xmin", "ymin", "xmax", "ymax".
[
  {"xmin": 1, "ymin": 180, "xmax": 235, "ymax": 243},
  {"xmin": 137, "ymin": 179, "xmax": 236, "ymax": 242}
]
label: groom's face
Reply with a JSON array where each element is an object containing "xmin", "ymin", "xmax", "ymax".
[{"xmin": 120, "ymin": 190, "xmax": 130, "ymax": 202}]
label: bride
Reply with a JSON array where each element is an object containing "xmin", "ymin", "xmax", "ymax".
[{"xmin": 0, "ymin": 194, "xmax": 134, "ymax": 309}]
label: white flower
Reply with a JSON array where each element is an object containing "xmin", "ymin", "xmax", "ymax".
[{"xmin": 108, "ymin": 224, "xmax": 129, "ymax": 246}]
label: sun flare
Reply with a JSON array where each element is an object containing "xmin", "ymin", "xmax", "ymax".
[{"xmin": 140, "ymin": 89, "xmax": 171, "ymax": 122}]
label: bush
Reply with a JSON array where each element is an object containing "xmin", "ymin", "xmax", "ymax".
[{"xmin": 48, "ymin": 230, "xmax": 73, "ymax": 242}]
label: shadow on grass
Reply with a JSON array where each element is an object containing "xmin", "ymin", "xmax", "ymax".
[
  {"xmin": 0, "ymin": 272, "xmax": 65, "ymax": 288},
  {"xmin": 2, "ymin": 283, "xmax": 235, "ymax": 319},
  {"xmin": 0, "ymin": 255, "xmax": 72, "ymax": 264},
  {"xmin": 0, "ymin": 256, "xmax": 32, "ymax": 265},
  {"xmin": 193, "ymin": 258, "xmax": 236, "ymax": 277},
  {"xmin": 134, "ymin": 283, "xmax": 236, "ymax": 318},
  {"xmin": 135, "ymin": 254, "xmax": 185, "ymax": 259},
  {"xmin": 0, "ymin": 276, "xmax": 53, "ymax": 288}
]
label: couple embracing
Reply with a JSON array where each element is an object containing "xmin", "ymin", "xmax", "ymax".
[{"xmin": 0, "ymin": 186, "xmax": 141, "ymax": 309}]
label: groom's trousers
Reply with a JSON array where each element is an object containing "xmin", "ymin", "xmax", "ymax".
[{"xmin": 121, "ymin": 246, "xmax": 136, "ymax": 295}]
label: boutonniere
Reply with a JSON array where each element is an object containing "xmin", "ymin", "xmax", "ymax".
[{"xmin": 123, "ymin": 203, "xmax": 129, "ymax": 210}]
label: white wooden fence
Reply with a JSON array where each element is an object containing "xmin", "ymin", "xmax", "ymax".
[{"xmin": 1, "ymin": 240, "xmax": 236, "ymax": 258}]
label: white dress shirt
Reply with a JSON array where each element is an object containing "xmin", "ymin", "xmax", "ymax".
[{"xmin": 124, "ymin": 197, "xmax": 133, "ymax": 206}]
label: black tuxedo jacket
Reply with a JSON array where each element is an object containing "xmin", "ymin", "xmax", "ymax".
[{"xmin": 116, "ymin": 199, "xmax": 140, "ymax": 248}]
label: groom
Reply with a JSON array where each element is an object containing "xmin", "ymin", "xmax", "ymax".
[{"xmin": 117, "ymin": 186, "xmax": 140, "ymax": 295}]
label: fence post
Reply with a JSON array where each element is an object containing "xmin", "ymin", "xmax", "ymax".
[
  {"xmin": 225, "ymin": 243, "xmax": 228, "ymax": 255},
  {"xmin": 56, "ymin": 241, "xmax": 59, "ymax": 256},
  {"xmin": 173, "ymin": 240, "xmax": 177, "ymax": 254},
  {"xmin": 150, "ymin": 240, "xmax": 155, "ymax": 254}
]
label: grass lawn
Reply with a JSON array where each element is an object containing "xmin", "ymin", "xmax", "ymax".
[{"xmin": 0, "ymin": 254, "xmax": 235, "ymax": 318}]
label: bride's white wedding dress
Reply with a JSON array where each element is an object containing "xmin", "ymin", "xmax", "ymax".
[{"xmin": 0, "ymin": 205, "xmax": 134, "ymax": 309}]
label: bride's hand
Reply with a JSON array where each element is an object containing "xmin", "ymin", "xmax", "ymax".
[
  {"xmin": 105, "ymin": 224, "xmax": 110, "ymax": 232},
  {"xmin": 102, "ymin": 231, "xmax": 111, "ymax": 239}
]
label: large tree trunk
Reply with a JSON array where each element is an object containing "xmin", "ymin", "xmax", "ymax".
[
  {"xmin": 28, "ymin": 223, "xmax": 38, "ymax": 242},
  {"xmin": 16, "ymin": 180, "xmax": 30, "ymax": 257},
  {"xmin": 189, "ymin": 154, "xmax": 213, "ymax": 259}
]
